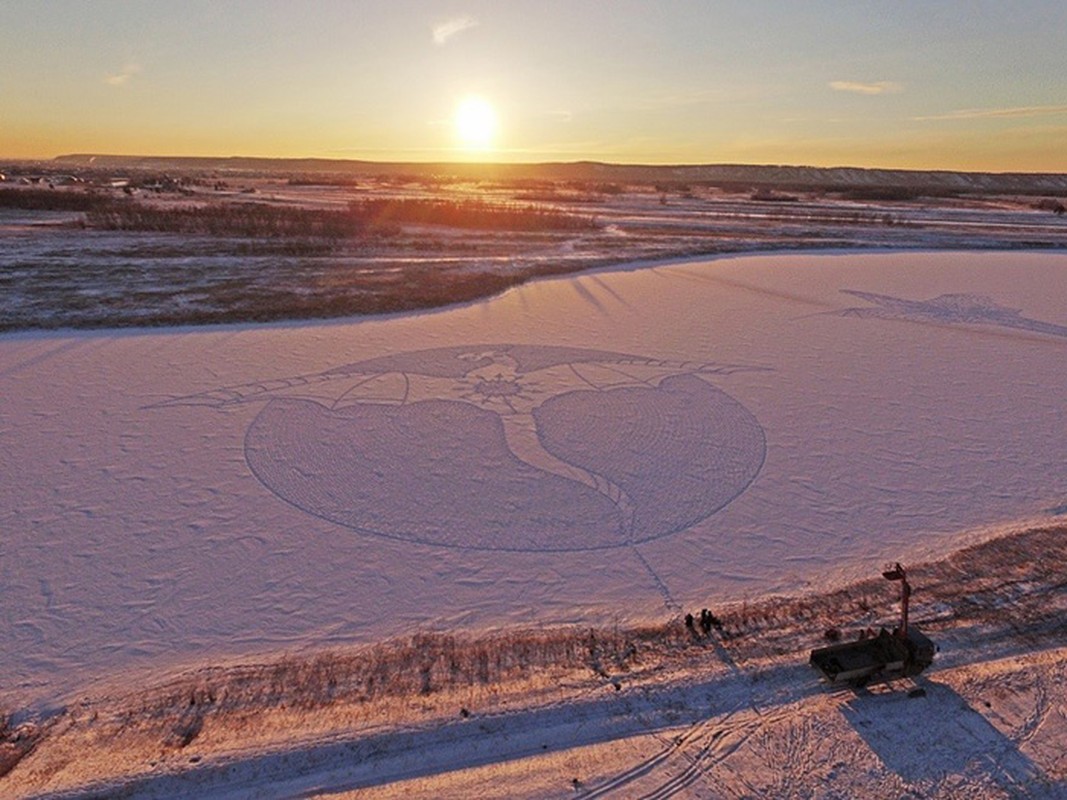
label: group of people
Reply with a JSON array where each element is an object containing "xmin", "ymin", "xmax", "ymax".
[{"xmin": 684, "ymin": 607, "xmax": 723, "ymax": 636}]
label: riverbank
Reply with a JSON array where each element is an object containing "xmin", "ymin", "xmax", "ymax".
[{"xmin": 4, "ymin": 522, "xmax": 1064, "ymax": 798}]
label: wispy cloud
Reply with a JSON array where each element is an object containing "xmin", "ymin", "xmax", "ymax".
[
  {"xmin": 829, "ymin": 80, "xmax": 903, "ymax": 96},
  {"xmin": 640, "ymin": 89, "xmax": 723, "ymax": 109},
  {"xmin": 913, "ymin": 104, "xmax": 1067, "ymax": 121},
  {"xmin": 432, "ymin": 16, "xmax": 478, "ymax": 46},
  {"xmin": 104, "ymin": 62, "xmax": 141, "ymax": 87}
]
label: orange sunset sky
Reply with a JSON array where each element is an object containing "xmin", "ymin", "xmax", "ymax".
[{"xmin": 2, "ymin": 1, "xmax": 1066, "ymax": 171}]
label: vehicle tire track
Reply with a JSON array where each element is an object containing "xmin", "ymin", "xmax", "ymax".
[
  {"xmin": 585, "ymin": 699, "xmax": 799, "ymax": 799},
  {"xmin": 581, "ymin": 706, "xmax": 742, "ymax": 799}
]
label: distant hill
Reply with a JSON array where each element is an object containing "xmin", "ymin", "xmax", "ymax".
[{"xmin": 51, "ymin": 154, "xmax": 1067, "ymax": 194}]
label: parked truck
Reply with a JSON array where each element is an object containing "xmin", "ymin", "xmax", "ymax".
[{"xmin": 809, "ymin": 563, "xmax": 935, "ymax": 686}]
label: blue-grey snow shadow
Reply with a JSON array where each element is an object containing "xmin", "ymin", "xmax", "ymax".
[
  {"xmin": 831, "ymin": 290, "xmax": 1067, "ymax": 339},
  {"xmin": 842, "ymin": 681, "xmax": 1047, "ymax": 792}
]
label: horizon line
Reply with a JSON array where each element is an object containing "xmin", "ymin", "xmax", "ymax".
[{"xmin": 6, "ymin": 152, "xmax": 1066, "ymax": 178}]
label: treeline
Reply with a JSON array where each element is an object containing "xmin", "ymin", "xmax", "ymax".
[
  {"xmin": 287, "ymin": 176, "xmax": 362, "ymax": 187},
  {"xmin": 83, "ymin": 197, "xmax": 599, "ymax": 237},
  {"xmin": 86, "ymin": 202, "xmax": 366, "ymax": 238},
  {"xmin": 0, "ymin": 188, "xmax": 114, "ymax": 211}
]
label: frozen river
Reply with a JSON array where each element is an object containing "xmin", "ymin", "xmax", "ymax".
[{"xmin": 2, "ymin": 249, "xmax": 1066, "ymax": 705}]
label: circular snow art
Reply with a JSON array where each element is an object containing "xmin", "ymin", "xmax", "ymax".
[{"xmin": 236, "ymin": 345, "xmax": 766, "ymax": 551}]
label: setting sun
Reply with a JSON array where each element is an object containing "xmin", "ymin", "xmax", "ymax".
[{"xmin": 454, "ymin": 95, "xmax": 498, "ymax": 151}]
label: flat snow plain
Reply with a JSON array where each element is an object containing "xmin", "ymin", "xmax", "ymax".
[{"xmin": 2, "ymin": 249, "xmax": 1066, "ymax": 708}]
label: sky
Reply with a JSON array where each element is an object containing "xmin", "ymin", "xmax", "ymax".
[{"xmin": 2, "ymin": 1, "xmax": 1066, "ymax": 171}]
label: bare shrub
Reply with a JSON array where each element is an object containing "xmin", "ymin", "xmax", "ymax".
[{"xmin": 0, "ymin": 714, "xmax": 43, "ymax": 779}]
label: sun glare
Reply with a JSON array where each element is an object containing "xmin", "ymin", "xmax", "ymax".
[{"xmin": 454, "ymin": 96, "xmax": 498, "ymax": 151}]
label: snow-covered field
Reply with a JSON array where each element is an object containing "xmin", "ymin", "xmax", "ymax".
[{"xmin": 3, "ymin": 248, "xmax": 1067, "ymax": 796}]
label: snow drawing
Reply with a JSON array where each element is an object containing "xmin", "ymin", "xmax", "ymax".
[
  {"xmin": 155, "ymin": 345, "xmax": 767, "ymax": 551},
  {"xmin": 832, "ymin": 290, "xmax": 1067, "ymax": 338}
]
